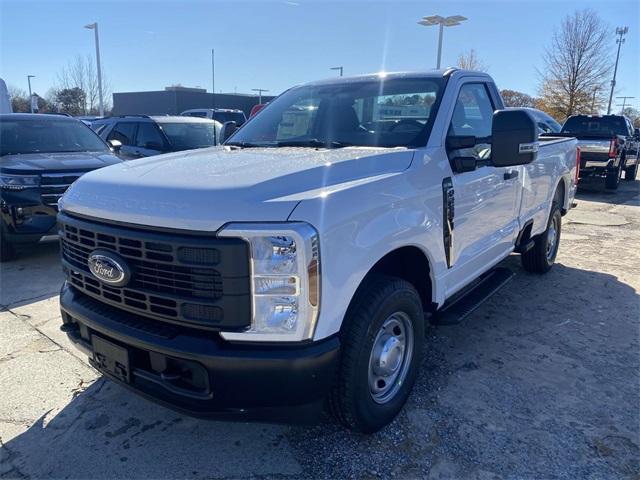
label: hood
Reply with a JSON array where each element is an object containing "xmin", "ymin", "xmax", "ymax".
[
  {"xmin": 60, "ymin": 146, "xmax": 414, "ymax": 232},
  {"xmin": 0, "ymin": 151, "xmax": 122, "ymax": 174}
]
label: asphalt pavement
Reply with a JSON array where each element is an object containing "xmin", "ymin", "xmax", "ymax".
[{"xmin": 1, "ymin": 180, "xmax": 638, "ymax": 479}]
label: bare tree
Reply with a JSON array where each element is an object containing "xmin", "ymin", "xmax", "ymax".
[
  {"xmin": 537, "ymin": 9, "xmax": 611, "ymax": 120},
  {"xmin": 456, "ymin": 49, "xmax": 488, "ymax": 72},
  {"xmin": 56, "ymin": 54, "xmax": 111, "ymax": 114}
]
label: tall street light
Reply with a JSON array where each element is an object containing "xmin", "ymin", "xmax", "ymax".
[
  {"xmin": 84, "ymin": 22, "xmax": 104, "ymax": 117},
  {"xmin": 330, "ymin": 66, "xmax": 343, "ymax": 77},
  {"xmin": 211, "ymin": 48, "xmax": 216, "ymax": 110},
  {"xmin": 607, "ymin": 26, "xmax": 628, "ymax": 115},
  {"xmin": 251, "ymin": 88, "xmax": 269, "ymax": 104},
  {"xmin": 27, "ymin": 75, "xmax": 35, "ymax": 113},
  {"xmin": 418, "ymin": 15, "xmax": 467, "ymax": 69}
]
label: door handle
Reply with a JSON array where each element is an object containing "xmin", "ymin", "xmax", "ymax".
[{"xmin": 504, "ymin": 170, "xmax": 519, "ymax": 180}]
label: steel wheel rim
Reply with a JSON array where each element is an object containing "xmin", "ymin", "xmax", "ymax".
[
  {"xmin": 546, "ymin": 215, "xmax": 559, "ymax": 260},
  {"xmin": 368, "ymin": 311, "xmax": 414, "ymax": 404}
]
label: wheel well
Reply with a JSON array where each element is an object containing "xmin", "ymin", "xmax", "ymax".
[{"xmin": 364, "ymin": 246, "xmax": 432, "ymax": 311}]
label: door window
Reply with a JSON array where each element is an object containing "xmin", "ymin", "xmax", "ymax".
[
  {"xmin": 107, "ymin": 122, "xmax": 137, "ymax": 145},
  {"xmin": 448, "ymin": 83, "xmax": 494, "ymax": 138},
  {"xmin": 135, "ymin": 123, "xmax": 165, "ymax": 150},
  {"xmin": 447, "ymin": 83, "xmax": 495, "ymax": 163}
]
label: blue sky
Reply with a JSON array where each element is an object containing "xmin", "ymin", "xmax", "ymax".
[{"xmin": 1, "ymin": 0, "xmax": 638, "ymax": 109}]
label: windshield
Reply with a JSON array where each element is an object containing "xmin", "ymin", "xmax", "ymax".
[
  {"xmin": 227, "ymin": 77, "xmax": 445, "ymax": 149},
  {"xmin": 0, "ymin": 118, "xmax": 109, "ymax": 156},
  {"xmin": 561, "ymin": 116, "xmax": 628, "ymax": 137},
  {"xmin": 158, "ymin": 122, "xmax": 217, "ymax": 150}
]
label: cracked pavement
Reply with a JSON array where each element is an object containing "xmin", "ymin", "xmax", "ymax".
[{"xmin": 0, "ymin": 180, "xmax": 638, "ymax": 479}]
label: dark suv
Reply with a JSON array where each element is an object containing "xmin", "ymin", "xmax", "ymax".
[
  {"xmin": 92, "ymin": 115, "xmax": 220, "ymax": 160},
  {"xmin": 0, "ymin": 114, "xmax": 122, "ymax": 261}
]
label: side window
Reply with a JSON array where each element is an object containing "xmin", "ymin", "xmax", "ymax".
[
  {"xmin": 448, "ymin": 83, "xmax": 494, "ymax": 138},
  {"xmin": 538, "ymin": 122, "xmax": 553, "ymax": 134},
  {"xmin": 107, "ymin": 122, "xmax": 137, "ymax": 145},
  {"xmin": 135, "ymin": 123, "xmax": 165, "ymax": 149}
]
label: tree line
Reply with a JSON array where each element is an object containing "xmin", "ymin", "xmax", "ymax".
[
  {"xmin": 7, "ymin": 9, "xmax": 638, "ymax": 126},
  {"xmin": 458, "ymin": 9, "xmax": 638, "ymax": 127},
  {"xmin": 9, "ymin": 54, "xmax": 112, "ymax": 116}
]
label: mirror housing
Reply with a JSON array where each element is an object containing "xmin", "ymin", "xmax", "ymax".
[
  {"xmin": 491, "ymin": 109, "xmax": 539, "ymax": 167},
  {"xmin": 446, "ymin": 135, "xmax": 476, "ymax": 150},
  {"xmin": 452, "ymin": 156, "xmax": 477, "ymax": 173},
  {"xmin": 108, "ymin": 139, "xmax": 122, "ymax": 154},
  {"xmin": 220, "ymin": 121, "xmax": 238, "ymax": 144}
]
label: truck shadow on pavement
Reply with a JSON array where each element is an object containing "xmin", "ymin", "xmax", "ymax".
[
  {"xmin": 2, "ymin": 259, "xmax": 638, "ymax": 479},
  {"xmin": 577, "ymin": 178, "xmax": 639, "ymax": 206}
]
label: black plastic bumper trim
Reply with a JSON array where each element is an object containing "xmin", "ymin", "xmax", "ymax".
[{"xmin": 60, "ymin": 283, "xmax": 340, "ymax": 419}]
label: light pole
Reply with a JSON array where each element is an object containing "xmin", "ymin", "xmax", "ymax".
[
  {"xmin": 211, "ymin": 48, "xmax": 216, "ymax": 110},
  {"xmin": 616, "ymin": 96, "xmax": 635, "ymax": 114},
  {"xmin": 27, "ymin": 75, "xmax": 35, "ymax": 113},
  {"xmin": 84, "ymin": 22, "xmax": 104, "ymax": 117},
  {"xmin": 330, "ymin": 66, "xmax": 343, "ymax": 77},
  {"xmin": 607, "ymin": 26, "xmax": 628, "ymax": 115},
  {"xmin": 251, "ymin": 88, "xmax": 269, "ymax": 104},
  {"xmin": 418, "ymin": 15, "xmax": 467, "ymax": 69}
]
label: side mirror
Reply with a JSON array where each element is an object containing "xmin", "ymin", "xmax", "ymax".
[
  {"xmin": 446, "ymin": 135, "xmax": 476, "ymax": 150},
  {"xmin": 108, "ymin": 139, "xmax": 122, "ymax": 153},
  {"xmin": 491, "ymin": 109, "xmax": 538, "ymax": 167},
  {"xmin": 452, "ymin": 156, "xmax": 477, "ymax": 173},
  {"xmin": 220, "ymin": 121, "xmax": 238, "ymax": 144},
  {"xmin": 634, "ymin": 128, "xmax": 640, "ymax": 139}
]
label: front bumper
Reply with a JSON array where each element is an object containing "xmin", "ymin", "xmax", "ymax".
[
  {"xmin": 60, "ymin": 283, "xmax": 340, "ymax": 422},
  {"xmin": 1, "ymin": 190, "xmax": 58, "ymax": 243}
]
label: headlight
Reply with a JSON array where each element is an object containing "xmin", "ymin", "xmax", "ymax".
[
  {"xmin": 219, "ymin": 222, "xmax": 320, "ymax": 342},
  {"xmin": 0, "ymin": 174, "xmax": 40, "ymax": 190}
]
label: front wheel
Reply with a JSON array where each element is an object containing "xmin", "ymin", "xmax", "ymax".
[
  {"xmin": 521, "ymin": 204, "xmax": 562, "ymax": 274},
  {"xmin": 625, "ymin": 161, "xmax": 638, "ymax": 181},
  {"xmin": 328, "ymin": 275, "xmax": 424, "ymax": 433}
]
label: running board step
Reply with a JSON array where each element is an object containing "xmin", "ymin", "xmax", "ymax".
[{"xmin": 432, "ymin": 267, "xmax": 515, "ymax": 326}]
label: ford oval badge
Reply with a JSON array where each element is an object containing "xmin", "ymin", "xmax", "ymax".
[{"xmin": 87, "ymin": 250, "xmax": 130, "ymax": 287}]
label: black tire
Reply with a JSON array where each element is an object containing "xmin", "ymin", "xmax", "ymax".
[
  {"xmin": 328, "ymin": 274, "xmax": 425, "ymax": 433},
  {"xmin": 521, "ymin": 203, "xmax": 562, "ymax": 274},
  {"xmin": 0, "ymin": 236, "xmax": 16, "ymax": 262},
  {"xmin": 605, "ymin": 163, "xmax": 622, "ymax": 190},
  {"xmin": 625, "ymin": 161, "xmax": 638, "ymax": 181}
]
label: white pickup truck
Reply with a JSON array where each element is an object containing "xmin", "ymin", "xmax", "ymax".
[{"xmin": 58, "ymin": 69, "xmax": 578, "ymax": 433}]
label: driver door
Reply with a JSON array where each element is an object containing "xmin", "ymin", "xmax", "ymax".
[{"xmin": 443, "ymin": 82, "xmax": 521, "ymax": 296}]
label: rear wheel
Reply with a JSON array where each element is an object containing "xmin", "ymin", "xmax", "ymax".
[
  {"xmin": 521, "ymin": 203, "xmax": 562, "ymax": 274},
  {"xmin": 625, "ymin": 161, "xmax": 638, "ymax": 181},
  {"xmin": 328, "ymin": 275, "xmax": 424, "ymax": 433},
  {"xmin": 605, "ymin": 163, "xmax": 623, "ymax": 189}
]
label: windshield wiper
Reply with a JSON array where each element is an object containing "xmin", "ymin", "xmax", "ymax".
[
  {"xmin": 225, "ymin": 141, "xmax": 272, "ymax": 149},
  {"xmin": 274, "ymin": 139, "xmax": 351, "ymax": 149}
]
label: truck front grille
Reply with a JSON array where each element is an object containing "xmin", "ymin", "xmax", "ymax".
[
  {"xmin": 40, "ymin": 173, "xmax": 84, "ymax": 209},
  {"xmin": 58, "ymin": 212, "xmax": 251, "ymax": 330}
]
